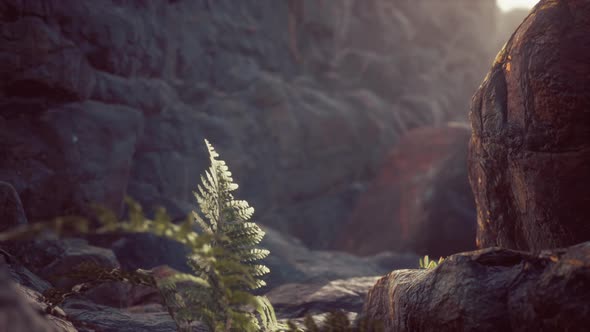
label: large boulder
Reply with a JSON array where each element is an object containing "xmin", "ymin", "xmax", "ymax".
[
  {"xmin": 0, "ymin": 0, "xmax": 499, "ymax": 249},
  {"xmin": 469, "ymin": 0, "xmax": 590, "ymax": 251},
  {"xmin": 337, "ymin": 124, "xmax": 476, "ymax": 257},
  {"xmin": 361, "ymin": 241, "xmax": 590, "ymax": 332},
  {"xmin": 0, "ymin": 181, "xmax": 27, "ymax": 231}
]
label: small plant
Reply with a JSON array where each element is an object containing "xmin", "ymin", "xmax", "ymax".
[
  {"xmin": 159, "ymin": 139, "xmax": 277, "ymax": 331},
  {"xmin": 419, "ymin": 255, "xmax": 444, "ymax": 269}
]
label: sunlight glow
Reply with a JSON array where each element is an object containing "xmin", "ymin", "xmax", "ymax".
[{"xmin": 497, "ymin": 0, "xmax": 539, "ymax": 12}]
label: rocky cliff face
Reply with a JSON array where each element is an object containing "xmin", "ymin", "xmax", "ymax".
[
  {"xmin": 469, "ymin": 0, "xmax": 590, "ymax": 251},
  {"xmin": 0, "ymin": 0, "xmax": 497, "ymax": 250}
]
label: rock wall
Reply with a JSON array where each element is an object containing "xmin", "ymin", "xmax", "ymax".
[
  {"xmin": 469, "ymin": 0, "xmax": 590, "ymax": 251},
  {"xmin": 0, "ymin": 0, "xmax": 497, "ymax": 249}
]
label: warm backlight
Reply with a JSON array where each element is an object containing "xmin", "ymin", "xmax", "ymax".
[{"xmin": 497, "ymin": 0, "xmax": 539, "ymax": 12}]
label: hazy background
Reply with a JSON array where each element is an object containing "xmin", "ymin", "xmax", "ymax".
[{"xmin": 0, "ymin": 0, "xmax": 534, "ymax": 263}]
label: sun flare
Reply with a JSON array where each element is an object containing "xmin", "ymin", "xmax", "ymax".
[{"xmin": 497, "ymin": 0, "xmax": 539, "ymax": 12}]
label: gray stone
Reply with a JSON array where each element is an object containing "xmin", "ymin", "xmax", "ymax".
[
  {"xmin": 260, "ymin": 226, "xmax": 418, "ymax": 288},
  {"xmin": 62, "ymin": 299, "xmax": 178, "ymax": 332},
  {"xmin": 0, "ymin": 265, "xmax": 77, "ymax": 332},
  {"xmin": 268, "ymin": 276, "xmax": 381, "ymax": 320},
  {"xmin": 0, "ymin": 181, "xmax": 27, "ymax": 231},
  {"xmin": 9, "ymin": 238, "xmax": 120, "ymax": 289},
  {"xmin": 111, "ymin": 233, "xmax": 191, "ymax": 274}
]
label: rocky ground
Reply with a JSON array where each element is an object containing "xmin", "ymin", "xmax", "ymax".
[{"xmin": 0, "ymin": 179, "xmax": 417, "ymax": 331}]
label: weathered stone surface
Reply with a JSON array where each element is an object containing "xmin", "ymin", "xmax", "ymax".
[
  {"xmin": 2, "ymin": 244, "xmax": 207, "ymax": 332},
  {"xmin": 0, "ymin": 249, "xmax": 52, "ymax": 293},
  {"xmin": 0, "ymin": 101, "xmax": 143, "ymax": 220},
  {"xmin": 361, "ymin": 241, "xmax": 590, "ymax": 332},
  {"xmin": 7, "ymin": 238, "xmax": 119, "ymax": 289},
  {"xmin": 0, "ymin": 0, "xmax": 498, "ymax": 249},
  {"xmin": 109, "ymin": 233, "xmax": 191, "ymax": 274},
  {"xmin": 0, "ymin": 262, "xmax": 77, "ymax": 332},
  {"xmin": 0, "ymin": 181, "xmax": 27, "ymax": 231},
  {"xmin": 61, "ymin": 299, "xmax": 180, "ymax": 332},
  {"xmin": 268, "ymin": 276, "xmax": 381, "ymax": 320},
  {"xmin": 260, "ymin": 226, "xmax": 418, "ymax": 288},
  {"xmin": 73, "ymin": 280, "xmax": 162, "ymax": 309},
  {"xmin": 338, "ymin": 124, "xmax": 476, "ymax": 257},
  {"xmin": 469, "ymin": 0, "xmax": 590, "ymax": 251}
]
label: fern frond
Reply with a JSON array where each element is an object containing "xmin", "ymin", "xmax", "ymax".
[
  {"xmin": 204, "ymin": 139, "xmax": 219, "ymax": 158},
  {"xmin": 164, "ymin": 139, "xmax": 277, "ymax": 330},
  {"xmin": 192, "ymin": 210, "xmax": 212, "ymax": 234},
  {"xmin": 249, "ymin": 264, "xmax": 270, "ymax": 277},
  {"xmin": 253, "ymin": 279, "xmax": 267, "ymax": 290}
]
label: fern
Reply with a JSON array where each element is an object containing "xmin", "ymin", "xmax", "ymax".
[
  {"xmin": 0, "ymin": 139, "xmax": 279, "ymax": 332},
  {"xmin": 159, "ymin": 139, "xmax": 278, "ymax": 331}
]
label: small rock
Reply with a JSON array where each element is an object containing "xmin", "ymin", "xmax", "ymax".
[
  {"xmin": 267, "ymin": 276, "xmax": 381, "ymax": 320},
  {"xmin": 0, "ymin": 181, "xmax": 28, "ymax": 232}
]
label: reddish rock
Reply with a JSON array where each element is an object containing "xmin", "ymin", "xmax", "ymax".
[
  {"xmin": 337, "ymin": 124, "xmax": 476, "ymax": 257},
  {"xmin": 469, "ymin": 0, "xmax": 590, "ymax": 251}
]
